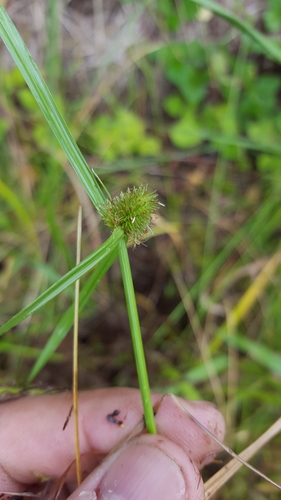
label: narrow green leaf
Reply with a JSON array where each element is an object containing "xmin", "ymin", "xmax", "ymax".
[
  {"xmin": 0, "ymin": 177, "xmax": 38, "ymax": 249},
  {"xmin": 27, "ymin": 247, "xmax": 118, "ymax": 383},
  {"xmin": 45, "ymin": 0, "xmax": 61, "ymax": 93},
  {"xmin": 191, "ymin": 0, "xmax": 281, "ymax": 64},
  {"xmin": 185, "ymin": 355, "xmax": 228, "ymax": 383},
  {"xmin": 205, "ymin": 133, "xmax": 281, "ymax": 156},
  {"xmin": 0, "ymin": 5, "xmax": 106, "ymax": 210},
  {"xmin": 0, "ymin": 228, "xmax": 123, "ymax": 335},
  {"xmin": 223, "ymin": 332, "xmax": 281, "ymax": 375},
  {"xmin": 0, "ymin": 341, "xmax": 63, "ymax": 360}
]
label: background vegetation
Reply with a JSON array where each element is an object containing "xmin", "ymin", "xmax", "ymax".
[{"xmin": 1, "ymin": 0, "xmax": 281, "ymax": 497}]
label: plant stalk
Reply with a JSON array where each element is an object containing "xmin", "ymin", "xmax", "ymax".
[
  {"xmin": 73, "ymin": 206, "xmax": 82, "ymax": 485},
  {"xmin": 118, "ymin": 237, "xmax": 156, "ymax": 434}
]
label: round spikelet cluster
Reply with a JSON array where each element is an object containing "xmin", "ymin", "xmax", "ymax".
[{"xmin": 100, "ymin": 185, "xmax": 159, "ymax": 246}]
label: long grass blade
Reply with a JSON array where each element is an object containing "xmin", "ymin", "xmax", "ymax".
[
  {"xmin": 45, "ymin": 0, "xmax": 61, "ymax": 94},
  {"xmin": 227, "ymin": 249, "xmax": 281, "ymax": 330},
  {"xmin": 0, "ymin": 228, "xmax": 123, "ymax": 335},
  {"xmin": 191, "ymin": 0, "xmax": 281, "ymax": 64},
  {"xmin": 0, "ymin": 177, "xmax": 38, "ymax": 251},
  {"xmin": 211, "ymin": 248, "xmax": 281, "ymax": 352},
  {"xmin": 223, "ymin": 332, "xmax": 281, "ymax": 376},
  {"xmin": 0, "ymin": 342, "xmax": 63, "ymax": 360},
  {"xmin": 0, "ymin": 5, "xmax": 106, "ymax": 210},
  {"xmin": 27, "ymin": 247, "xmax": 118, "ymax": 383}
]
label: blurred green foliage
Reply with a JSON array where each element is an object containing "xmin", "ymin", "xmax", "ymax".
[
  {"xmin": 263, "ymin": 0, "xmax": 281, "ymax": 32},
  {"xmin": 82, "ymin": 109, "xmax": 161, "ymax": 160}
]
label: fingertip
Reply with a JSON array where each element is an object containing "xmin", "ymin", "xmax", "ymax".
[
  {"xmin": 67, "ymin": 434, "xmax": 204, "ymax": 500},
  {"xmin": 154, "ymin": 394, "xmax": 225, "ymax": 469}
]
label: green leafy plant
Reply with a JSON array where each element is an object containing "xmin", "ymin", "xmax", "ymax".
[
  {"xmin": 0, "ymin": 4, "xmax": 156, "ymax": 434},
  {"xmin": 263, "ymin": 0, "xmax": 281, "ymax": 33},
  {"xmin": 2, "ymin": 2, "xmax": 281, "ymax": 496},
  {"xmin": 153, "ymin": 0, "xmax": 197, "ymax": 32},
  {"xmin": 148, "ymin": 0, "xmax": 281, "ymax": 197},
  {"xmin": 82, "ymin": 108, "xmax": 161, "ymax": 160}
]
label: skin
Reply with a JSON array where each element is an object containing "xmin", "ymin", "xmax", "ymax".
[{"xmin": 0, "ymin": 388, "xmax": 225, "ymax": 500}]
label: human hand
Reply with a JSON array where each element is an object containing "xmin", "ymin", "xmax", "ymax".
[{"xmin": 0, "ymin": 388, "xmax": 225, "ymax": 500}]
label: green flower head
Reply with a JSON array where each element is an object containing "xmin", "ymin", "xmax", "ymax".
[{"xmin": 100, "ymin": 185, "xmax": 160, "ymax": 247}]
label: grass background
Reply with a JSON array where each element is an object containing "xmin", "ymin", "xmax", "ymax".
[{"xmin": 1, "ymin": 0, "xmax": 281, "ymax": 497}]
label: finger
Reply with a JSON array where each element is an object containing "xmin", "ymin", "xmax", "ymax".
[
  {"xmin": 0, "ymin": 388, "xmax": 145, "ymax": 488},
  {"xmin": 0, "ymin": 389, "xmax": 225, "ymax": 490},
  {"xmin": 154, "ymin": 394, "xmax": 226, "ymax": 468},
  {"xmin": 66, "ymin": 393, "xmax": 225, "ymax": 500},
  {"xmin": 67, "ymin": 434, "xmax": 204, "ymax": 500}
]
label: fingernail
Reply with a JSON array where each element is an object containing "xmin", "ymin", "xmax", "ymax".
[{"xmin": 96, "ymin": 442, "xmax": 187, "ymax": 500}]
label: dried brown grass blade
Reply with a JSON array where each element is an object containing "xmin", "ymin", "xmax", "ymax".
[
  {"xmin": 168, "ymin": 395, "xmax": 281, "ymax": 495},
  {"xmin": 73, "ymin": 206, "xmax": 82, "ymax": 485},
  {"xmin": 47, "ymin": 463, "xmax": 73, "ymax": 500},
  {"xmin": 226, "ymin": 249, "xmax": 281, "ymax": 330},
  {"xmin": 204, "ymin": 416, "xmax": 281, "ymax": 498}
]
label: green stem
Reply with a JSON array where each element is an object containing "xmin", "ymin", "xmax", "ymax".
[{"xmin": 118, "ymin": 237, "xmax": 156, "ymax": 434}]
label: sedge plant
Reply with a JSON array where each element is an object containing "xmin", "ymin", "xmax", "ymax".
[
  {"xmin": 2, "ymin": 3, "xmax": 281, "ymax": 497},
  {"xmin": 0, "ymin": 4, "xmax": 156, "ymax": 435}
]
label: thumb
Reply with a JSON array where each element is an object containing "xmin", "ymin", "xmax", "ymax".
[{"xmin": 68, "ymin": 434, "xmax": 204, "ymax": 500}]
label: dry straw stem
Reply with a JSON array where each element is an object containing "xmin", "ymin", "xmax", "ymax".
[
  {"xmin": 164, "ymin": 395, "xmax": 281, "ymax": 495},
  {"xmin": 226, "ymin": 248, "xmax": 281, "ymax": 330},
  {"xmin": 204, "ymin": 416, "xmax": 281, "ymax": 498},
  {"xmin": 73, "ymin": 206, "xmax": 82, "ymax": 485},
  {"xmin": 211, "ymin": 248, "xmax": 281, "ymax": 352}
]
